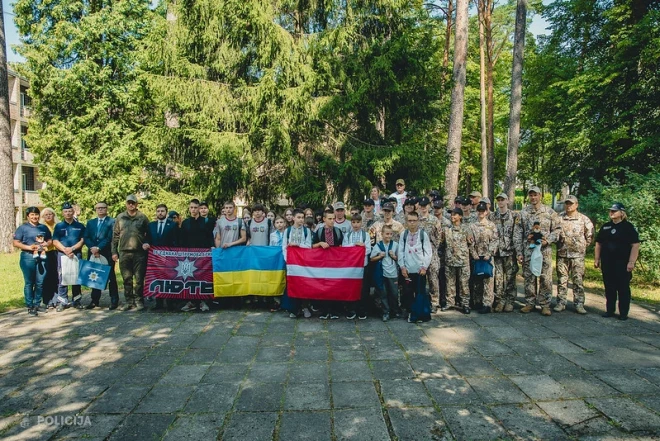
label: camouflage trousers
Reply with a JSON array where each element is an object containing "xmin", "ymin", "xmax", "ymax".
[
  {"xmin": 522, "ymin": 247, "xmax": 553, "ymax": 307},
  {"xmin": 445, "ymin": 265, "xmax": 470, "ymax": 308},
  {"xmin": 494, "ymin": 255, "xmax": 518, "ymax": 306},
  {"xmin": 556, "ymin": 256, "xmax": 586, "ymax": 306},
  {"xmin": 427, "ymin": 254, "xmax": 440, "ymax": 308},
  {"xmin": 472, "ymin": 275, "xmax": 495, "ymax": 307}
]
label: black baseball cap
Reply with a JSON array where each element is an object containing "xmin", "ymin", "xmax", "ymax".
[
  {"xmin": 476, "ymin": 201, "xmax": 488, "ymax": 212},
  {"xmin": 452, "ymin": 208, "xmax": 463, "ymax": 216},
  {"xmin": 168, "ymin": 210, "xmax": 179, "ymax": 219},
  {"xmin": 382, "ymin": 202, "xmax": 394, "ymax": 211},
  {"xmin": 608, "ymin": 202, "xmax": 626, "ymax": 212},
  {"xmin": 418, "ymin": 197, "xmax": 431, "ymax": 206},
  {"xmin": 432, "ymin": 200, "xmax": 443, "ymax": 209},
  {"xmin": 363, "ymin": 198, "xmax": 375, "ymax": 206},
  {"xmin": 404, "ymin": 198, "xmax": 417, "ymax": 206},
  {"xmin": 62, "ymin": 202, "xmax": 73, "ymax": 210}
]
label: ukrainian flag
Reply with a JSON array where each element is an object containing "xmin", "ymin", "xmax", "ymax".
[{"xmin": 212, "ymin": 246, "xmax": 286, "ymax": 297}]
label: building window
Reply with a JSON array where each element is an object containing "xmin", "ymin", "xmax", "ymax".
[
  {"xmin": 20, "ymin": 125, "xmax": 28, "ymax": 159},
  {"xmin": 23, "ymin": 166, "xmax": 35, "ymax": 192},
  {"xmin": 20, "ymin": 86, "xmax": 31, "ymax": 116}
]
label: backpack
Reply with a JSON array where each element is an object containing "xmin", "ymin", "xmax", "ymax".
[
  {"xmin": 372, "ymin": 241, "xmax": 394, "ymax": 291},
  {"xmin": 246, "ymin": 218, "xmax": 273, "ymax": 241},
  {"xmin": 315, "ymin": 226, "xmax": 343, "ymax": 245},
  {"xmin": 409, "ymin": 275, "xmax": 432, "ymax": 322},
  {"xmin": 285, "ymin": 226, "xmax": 309, "ymax": 244},
  {"xmin": 401, "ymin": 229, "xmax": 427, "ymax": 255}
]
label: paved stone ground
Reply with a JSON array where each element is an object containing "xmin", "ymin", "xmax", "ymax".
[{"xmin": 0, "ymin": 287, "xmax": 659, "ymax": 441}]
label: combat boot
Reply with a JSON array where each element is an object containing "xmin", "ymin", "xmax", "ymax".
[
  {"xmin": 520, "ymin": 304, "xmax": 534, "ymax": 313},
  {"xmin": 541, "ymin": 306, "xmax": 552, "ymax": 316},
  {"xmin": 494, "ymin": 303, "xmax": 505, "ymax": 313},
  {"xmin": 503, "ymin": 303, "xmax": 514, "ymax": 313}
]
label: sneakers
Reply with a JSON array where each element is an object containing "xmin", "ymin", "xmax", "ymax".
[
  {"xmin": 541, "ymin": 306, "xmax": 552, "ymax": 316},
  {"xmin": 319, "ymin": 313, "xmax": 330, "ymax": 320},
  {"xmin": 520, "ymin": 304, "xmax": 534, "ymax": 313},
  {"xmin": 575, "ymin": 304, "xmax": 587, "ymax": 314},
  {"xmin": 84, "ymin": 303, "xmax": 98, "ymax": 310},
  {"xmin": 121, "ymin": 303, "xmax": 137, "ymax": 312},
  {"xmin": 618, "ymin": 315, "xmax": 628, "ymax": 321},
  {"xmin": 478, "ymin": 306, "xmax": 492, "ymax": 314},
  {"xmin": 28, "ymin": 308, "xmax": 38, "ymax": 316},
  {"xmin": 553, "ymin": 303, "xmax": 565, "ymax": 312},
  {"xmin": 462, "ymin": 307, "xmax": 471, "ymax": 315},
  {"xmin": 310, "ymin": 305, "xmax": 320, "ymax": 313},
  {"xmin": 503, "ymin": 303, "xmax": 514, "ymax": 313},
  {"xmin": 602, "ymin": 311, "xmax": 615, "ymax": 318},
  {"xmin": 358, "ymin": 314, "xmax": 367, "ymax": 320},
  {"xmin": 36, "ymin": 305, "xmax": 47, "ymax": 313},
  {"xmin": 289, "ymin": 312, "xmax": 298, "ymax": 318},
  {"xmin": 440, "ymin": 306, "xmax": 450, "ymax": 312},
  {"xmin": 382, "ymin": 313, "xmax": 390, "ymax": 322},
  {"xmin": 56, "ymin": 304, "xmax": 64, "ymax": 312},
  {"xmin": 346, "ymin": 312, "xmax": 357, "ymax": 320},
  {"xmin": 200, "ymin": 301, "xmax": 210, "ymax": 312},
  {"xmin": 330, "ymin": 314, "xmax": 340, "ymax": 320},
  {"xmin": 180, "ymin": 302, "xmax": 196, "ymax": 312},
  {"xmin": 494, "ymin": 303, "xmax": 505, "ymax": 313},
  {"xmin": 303, "ymin": 308, "xmax": 312, "ymax": 318},
  {"xmin": 135, "ymin": 302, "xmax": 145, "ymax": 312}
]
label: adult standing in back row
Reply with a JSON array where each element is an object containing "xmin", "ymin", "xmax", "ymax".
[
  {"xmin": 112, "ymin": 194, "xmax": 150, "ymax": 311},
  {"xmin": 389, "ymin": 179, "xmax": 408, "ymax": 214},
  {"xmin": 595, "ymin": 203, "xmax": 640, "ymax": 321},
  {"xmin": 513, "ymin": 186, "xmax": 561, "ymax": 316}
]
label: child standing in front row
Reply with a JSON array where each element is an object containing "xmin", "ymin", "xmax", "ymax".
[
  {"xmin": 343, "ymin": 214, "xmax": 372, "ymax": 319},
  {"xmin": 370, "ymin": 224, "xmax": 400, "ymax": 321},
  {"xmin": 282, "ymin": 209, "xmax": 312, "ymax": 318},
  {"xmin": 270, "ymin": 216, "xmax": 286, "ymax": 247}
]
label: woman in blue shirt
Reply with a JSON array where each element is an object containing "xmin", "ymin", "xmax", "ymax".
[{"xmin": 13, "ymin": 207, "xmax": 52, "ymax": 316}]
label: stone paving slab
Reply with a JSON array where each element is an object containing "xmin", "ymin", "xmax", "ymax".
[{"xmin": 0, "ymin": 288, "xmax": 658, "ymax": 440}]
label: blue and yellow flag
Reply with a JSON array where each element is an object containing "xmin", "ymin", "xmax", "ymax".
[{"xmin": 212, "ymin": 246, "xmax": 286, "ymax": 297}]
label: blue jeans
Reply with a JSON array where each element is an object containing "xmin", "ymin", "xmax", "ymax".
[{"xmin": 19, "ymin": 252, "xmax": 46, "ymax": 308}]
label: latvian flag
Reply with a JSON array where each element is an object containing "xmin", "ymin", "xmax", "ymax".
[{"xmin": 286, "ymin": 247, "xmax": 365, "ymax": 301}]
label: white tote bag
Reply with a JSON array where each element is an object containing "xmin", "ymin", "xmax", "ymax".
[
  {"xmin": 530, "ymin": 246, "xmax": 543, "ymax": 277},
  {"xmin": 60, "ymin": 254, "xmax": 80, "ymax": 285}
]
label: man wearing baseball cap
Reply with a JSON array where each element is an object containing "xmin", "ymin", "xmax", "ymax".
[
  {"xmin": 333, "ymin": 202, "xmax": 350, "ymax": 236},
  {"xmin": 417, "ymin": 197, "xmax": 442, "ymax": 312},
  {"xmin": 554, "ymin": 195, "xmax": 594, "ymax": 314},
  {"xmin": 513, "ymin": 186, "xmax": 561, "ymax": 315},
  {"xmin": 491, "ymin": 193, "xmax": 519, "ymax": 312},
  {"xmin": 52, "ymin": 202, "xmax": 86, "ymax": 310},
  {"xmin": 389, "ymin": 179, "xmax": 408, "ymax": 214},
  {"xmin": 369, "ymin": 202, "xmax": 404, "ymax": 244},
  {"xmin": 112, "ymin": 194, "xmax": 150, "ymax": 311}
]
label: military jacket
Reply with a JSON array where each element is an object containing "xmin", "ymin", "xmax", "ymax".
[
  {"xmin": 369, "ymin": 219, "xmax": 405, "ymax": 244},
  {"xmin": 513, "ymin": 204, "xmax": 561, "ymax": 256},
  {"xmin": 490, "ymin": 209, "xmax": 518, "ymax": 257},
  {"xmin": 441, "ymin": 224, "xmax": 472, "ymax": 267},
  {"xmin": 469, "ymin": 217, "xmax": 499, "ymax": 260},
  {"xmin": 557, "ymin": 212, "xmax": 594, "ymax": 258},
  {"xmin": 418, "ymin": 214, "xmax": 441, "ymax": 249}
]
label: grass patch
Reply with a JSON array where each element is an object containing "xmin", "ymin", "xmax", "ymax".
[
  {"xmin": 0, "ymin": 251, "xmax": 124, "ymax": 313},
  {"xmin": 583, "ymin": 250, "xmax": 660, "ymax": 307}
]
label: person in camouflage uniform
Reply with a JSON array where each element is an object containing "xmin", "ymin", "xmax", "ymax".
[
  {"xmin": 360, "ymin": 198, "xmax": 379, "ymax": 239},
  {"xmin": 513, "ymin": 186, "xmax": 561, "ymax": 316},
  {"xmin": 369, "ymin": 202, "xmax": 404, "ymax": 244},
  {"xmin": 554, "ymin": 195, "xmax": 594, "ymax": 314},
  {"xmin": 395, "ymin": 198, "xmax": 416, "ymax": 225},
  {"xmin": 441, "ymin": 208, "xmax": 473, "ymax": 314},
  {"xmin": 417, "ymin": 197, "xmax": 442, "ymax": 311},
  {"xmin": 461, "ymin": 198, "xmax": 477, "ymax": 225},
  {"xmin": 470, "ymin": 201, "xmax": 499, "ymax": 313},
  {"xmin": 490, "ymin": 193, "xmax": 519, "ymax": 312},
  {"xmin": 433, "ymin": 199, "xmax": 452, "ymax": 310}
]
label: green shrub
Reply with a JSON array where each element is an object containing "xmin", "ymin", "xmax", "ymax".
[{"xmin": 579, "ymin": 170, "xmax": 660, "ymax": 285}]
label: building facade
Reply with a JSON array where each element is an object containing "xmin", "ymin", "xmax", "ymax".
[{"xmin": 9, "ymin": 67, "xmax": 44, "ymax": 226}]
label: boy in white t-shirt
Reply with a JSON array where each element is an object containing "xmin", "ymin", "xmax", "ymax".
[
  {"xmin": 370, "ymin": 224, "xmax": 400, "ymax": 321},
  {"xmin": 343, "ymin": 214, "xmax": 372, "ymax": 319},
  {"xmin": 282, "ymin": 209, "xmax": 312, "ymax": 318}
]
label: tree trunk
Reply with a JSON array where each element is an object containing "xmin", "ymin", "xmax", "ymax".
[
  {"xmin": 442, "ymin": 0, "xmax": 454, "ymax": 88},
  {"xmin": 0, "ymin": 3, "xmax": 16, "ymax": 253},
  {"xmin": 443, "ymin": 0, "xmax": 469, "ymax": 201},
  {"xmin": 504, "ymin": 0, "xmax": 526, "ymax": 205},
  {"xmin": 478, "ymin": 0, "xmax": 488, "ymax": 197}
]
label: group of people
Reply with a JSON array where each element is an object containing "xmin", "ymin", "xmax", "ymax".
[{"xmin": 14, "ymin": 179, "xmax": 640, "ymax": 321}]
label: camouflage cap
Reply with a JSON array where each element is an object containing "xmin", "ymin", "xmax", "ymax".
[
  {"xmin": 564, "ymin": 195, "xmax": 578, "ymax": 204},
  {"xmin": 495, "ymin": 193, "xmax": 508, "ymax": 200},
  {"xmin": 527, "ymin": 186, "xmax": 542, "ymax": 195}
]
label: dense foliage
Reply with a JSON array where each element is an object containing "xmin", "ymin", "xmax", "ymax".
[{"xmin": 580, "ymin": 170, "xmax": 660, "ymax": 284}]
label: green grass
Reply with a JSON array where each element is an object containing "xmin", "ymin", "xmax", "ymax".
[
  {"xmin": 1, "ymin": 247, "xmax": 658, "ymax": 313},
  {"xmin": 0, "ymin": 251, "xmax": 124, "ymax": 313}
]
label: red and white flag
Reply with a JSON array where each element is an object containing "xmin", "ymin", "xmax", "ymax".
[{"xmin": 286, "ymin": 247, "xmax": 365, "ymax": 301}]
